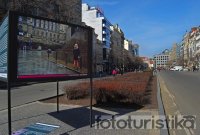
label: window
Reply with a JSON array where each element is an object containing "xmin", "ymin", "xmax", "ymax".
[{"xmin": 36, "ymin": 19, "xmax": 40, "ymax": 27}]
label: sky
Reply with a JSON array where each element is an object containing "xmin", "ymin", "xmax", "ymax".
[{"xmin": 82, "ymin": 0, "xmax": 200, "ymax": 57}]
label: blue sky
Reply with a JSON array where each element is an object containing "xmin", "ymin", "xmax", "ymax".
[{"xmin": 82, "ymin": 0, "xmax": 200, "ymax": 57}]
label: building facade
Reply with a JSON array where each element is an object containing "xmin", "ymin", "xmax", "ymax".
[
  {"xmin": 82, "ymin": 3, "xmax": 112, "ymax": 72},
  {"xmin": 168, "ymin": 43, "xmax": 178, "ymax": 65},
  {"xmin": 132, "ymin": 44, "xmax": 139, "ymax": 56},
  {"xmin": 18, "ymin": 16, "xmax": 72, "ymax": 47},
  {"xmin": 124, "ymin": 39, "xmax": 139, "ymax": 56},
  {"xmin": 110, "ymin": 24, "xmax": 124, "ymax": 68},
  {"xmin": 154, "ymin": 54, "xmax": 169, "ymax": 68}
]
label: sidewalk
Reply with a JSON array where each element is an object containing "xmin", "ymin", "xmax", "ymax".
[{"xmin": 0, "ymin": 101, "xmax": 160, "ymax": 135}]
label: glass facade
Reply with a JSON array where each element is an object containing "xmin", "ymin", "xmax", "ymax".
[{"xmin": 102, "ymin": 19, "xmax": 111, "ymax": 48}]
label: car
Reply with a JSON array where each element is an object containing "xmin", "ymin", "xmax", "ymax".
[
  {"xmin": 183, "ymin": 68, "xmax": 190, "ymax": 71},
  {"xmin": 170, "ymin": 68, "xmax": 176, "ymax": 71},
  {"xmin": 170, "ymin": 66, "xmax": 183, "ymax": 71}
]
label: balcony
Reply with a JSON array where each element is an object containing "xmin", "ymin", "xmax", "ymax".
[{"xmin": 102, "ymin": 23, "xmax": 111, "ymax": 30}]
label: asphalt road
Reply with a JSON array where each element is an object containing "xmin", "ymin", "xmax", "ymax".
[
  {"xmin": 0, "ymin": 79, "xmax": 88, "ymax": 111},
  {"xmin": 159, "ymin": 71, "xmax": 200, "ymax": 134}
]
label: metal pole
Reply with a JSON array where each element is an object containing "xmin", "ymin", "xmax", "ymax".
[
  {"xmin": 7, "ymin": 81, "xmax": 12, "ymax": 135},
  {"xmin": 90, "ymin": 76, "xmax": 93, "ymax": 127},
  {"xmin": 57, "ymin": 81, "xmax": 59, "ymax": 113}
]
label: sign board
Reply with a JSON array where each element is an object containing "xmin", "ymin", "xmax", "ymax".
[
  {"xmin": 12, "ymin": 123, "xmax": 59, "ymax": 135},
  {"xmin": 0, "ymin": 15, "xmax": 8, "ymax": 80},
  {"xmin": 1, "ymin": 11, "xmax": 93, "ymax": 82}
]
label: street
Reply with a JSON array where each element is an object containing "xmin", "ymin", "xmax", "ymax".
[
  {"xmin": 0, "ymin": 79, "xmax": 87, "ymax": 111},
  {"xmin": 159, "ymin": 71, "xmax": 200, "ymax": 134}
]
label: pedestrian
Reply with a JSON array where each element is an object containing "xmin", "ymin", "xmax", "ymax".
[
  {"xmin": 192, "ymin": 65, "xmax": 196, "ymax": 72},
  {"xmin": 112, "ymin": 69, "xmax": 117, "ymax": 76},
  {"xmin": 73, "ymin": 43, "xmax": 80, "ymax": 70}
]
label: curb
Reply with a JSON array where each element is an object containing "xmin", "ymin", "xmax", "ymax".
[
  {"xmin": 157, "ymin": 75, "xmax": 194, "ymax": 135},
  {"xmin": 157, "ymin": 77, "xmax": 170, "ymax": 135}
]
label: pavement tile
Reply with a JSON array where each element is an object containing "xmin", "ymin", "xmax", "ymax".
[{"xmin": 0, "ymin": 102, "xmax": 160, "ymax": 135}]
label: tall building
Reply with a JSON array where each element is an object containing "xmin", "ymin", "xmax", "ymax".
[
  {"xmin": 169, "ymin": 43, "xmax": 178, "ymax": 65},
  {"xmin": 82, "ymin": 3, "xmax": 112, "ymax": 72},
  {"xmin": 183, "ymin": 33, "xmax": 190, "ymax": 66},
  {"xmin": 195, "ymin": 29, "xmax": 200, "ymax": 67},
  {"xmin": 0, "ymin": 0, "xmax": 82, "ymax": 25},
  {"xmin": 110, "ymin": 24, "xmax": 125, "ymax": 67}
]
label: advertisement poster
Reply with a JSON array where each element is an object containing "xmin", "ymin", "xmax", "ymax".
[
  {"xmin": 17, "ymin": 16, "xmax": 89, "ymax": 79},
  {"xmin": 0, "ymin": 16, "xmax": 8, "ymax": 79}
]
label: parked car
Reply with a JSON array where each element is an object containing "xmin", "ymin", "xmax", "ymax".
[
  {"xmin": 183, "ymin": 67, "xmax": 190, "ymax": 71},
  {"xmin": 170, "ymin": 66, "xmax": 183, "ymax": 71}
]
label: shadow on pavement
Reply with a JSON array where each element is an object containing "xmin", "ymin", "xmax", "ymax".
[
  {"xmin": 48, "ymin": 106, "xmax": 108, "ymax": 129},
  {"xmin": 48, "ymin": 104, "xmax": 142, "ymax": 130}
]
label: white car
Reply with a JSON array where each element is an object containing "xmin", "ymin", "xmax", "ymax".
[
  {"xmin": 170, "ymin": 66, "xmax": 183, "ymax": 71},
  {"xmin": 183, "ymin": 68, "xmax": 190, "ymax": 71}
]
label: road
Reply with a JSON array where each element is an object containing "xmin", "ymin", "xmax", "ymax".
[
  {"xmin": 0, "ymin": 79, "xmax": 88, "ymax": 111},
  {"xmin": 159, "ymin": 71, "xmax": 200, "ymax": 134}
]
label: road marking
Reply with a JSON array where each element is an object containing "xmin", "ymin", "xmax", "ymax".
[{"xmin": 173, "ymin": 130, "xmax": 176, "ymax": 135}]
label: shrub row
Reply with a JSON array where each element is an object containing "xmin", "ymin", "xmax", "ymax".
[{"xmin": 64, "ymin": 71, "xmax": 153, "ymax": 105}]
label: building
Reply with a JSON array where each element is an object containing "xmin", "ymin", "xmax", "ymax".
[
  {"xmin": 92, "ymin": 32, "xmax": 103, "ymax": 75},
  {"xmin": 124, "ymin": 39, "xmax": 131, "ymax": 51},
  {"xmin": 162, "ymin": 49, "xmax": 170, "ymax": 55},
  {"xmin": 110, "ymin": 24, "xmax": 124, "ymax": 68},
  {"xmin": 82, "ymin": 3, "xmax": 112, "ymax": 72},
  {"xmin": 141, "ymin": 57, "xmax": 154, "ymax": 69},
  {"xmin": 132, "ymin": 44, "xmax": 139, "ymax": 56},
  {"xmin": 168, "ymin": 43, "xmax": 178, "ymax": 66},
  {"xmin": 176, "ymin": 43, "xmax": 183, "ymax": 66},
  {"xmin": 194, "ymin": 28, "xmax": 200, "ymax": 67},
  {"xmin": 18, "ymin": 16, "xmax": 72, "ymax": 47},
  {"xmin": 124, "ymin": 39, "xmax": 139, "ymax": 56},
  {"xmin": 0, "ymin": 0, "xmax": 82, "ymax": 25},
  {"xmin": 154, "ymin": 54, "xmax": 169, "ymax": 68},
  {"xmin": 183, "ymin": 32, "xmax": 190, "ymax": 66}
]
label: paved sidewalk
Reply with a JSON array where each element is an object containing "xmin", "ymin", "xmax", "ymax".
[{"xmin": 0, "ymin": 102, "xmax": 160, "ymax": 135}]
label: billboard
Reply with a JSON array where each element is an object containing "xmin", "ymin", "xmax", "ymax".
[
  {"xmin": 15, "ymin": 15, "xmax": 92, "ymax": 81},
  {"xmin": 0, "ymin": 15, "xmax": 8, "ymax": 80},
  {"xmin": 1, "ymin": 11, "xmax": 93, "ymax": 82}
]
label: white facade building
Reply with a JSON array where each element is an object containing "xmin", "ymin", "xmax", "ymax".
[
  {"xmin": 154, "ymin": 55, "xmax": 169, "ymax": 68},
  {"xmin": 82, "ymin": 3, "xmax": 112, "ymax": 72},
  {"xmin": 82, "ymin": 3, "xmax": 111, "ymax": 48}
]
